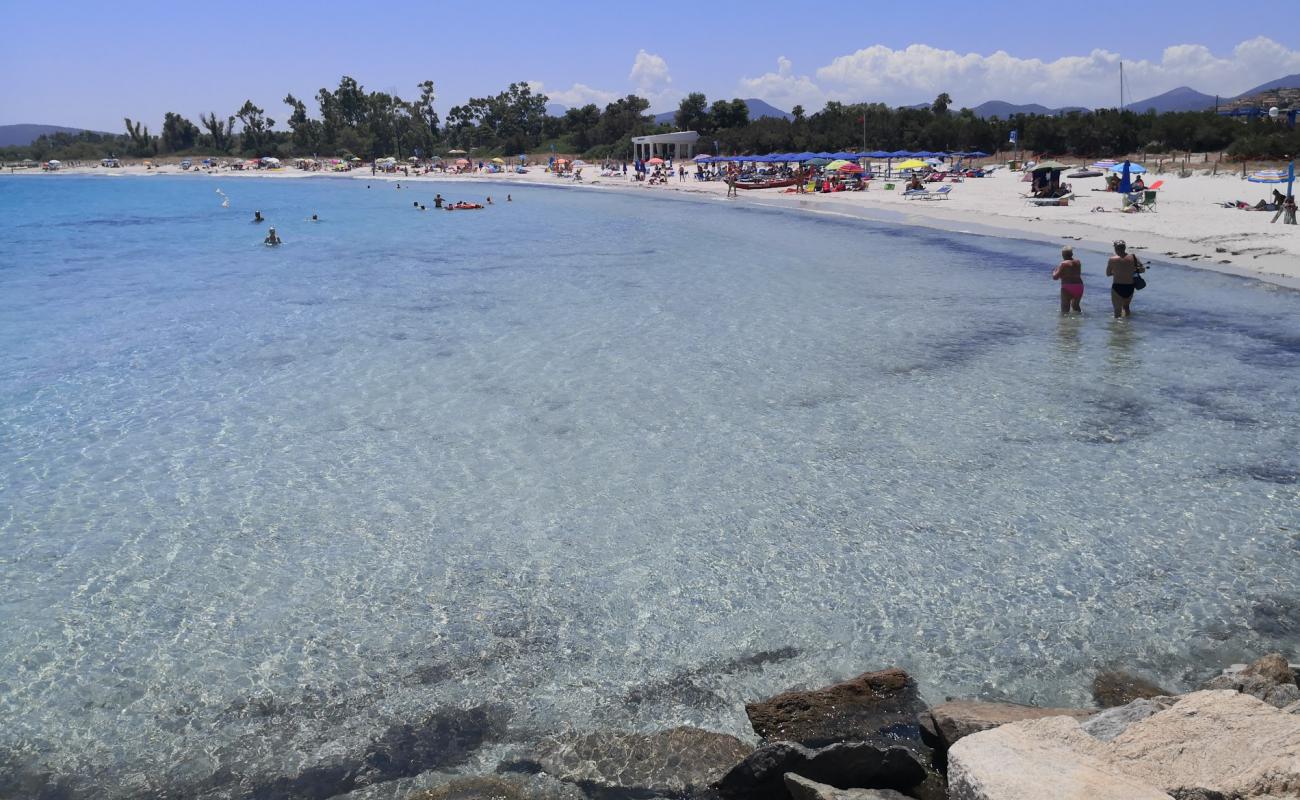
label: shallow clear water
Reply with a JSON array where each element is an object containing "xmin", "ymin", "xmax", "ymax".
[{"xmin": 1, "ymin": 175, "xmax": 1298, "ymax": 798}]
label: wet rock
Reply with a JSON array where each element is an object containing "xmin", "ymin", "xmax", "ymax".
[
  {"xmin": 1092, "ymin": 669, "xmax": 1171, "ymax": 708},
  {"xmin": 783, "ymin": 773, "xmax": 912, "ymax": 800},
  {"xmin": 947, "ymin": 716, "xmax": 1170, "ymax": 800},
  {"xmin": 533, "ymin": 726, "xmax": 751, "ymax": 797},
  {"xmin": 745, "ymin": 668, "xmax": 926, "ymax": 745},
  {"xmin": 1241, "ymin": 652, "xmax": 1297, "ymax": 686},
  {"xmin": 1199, "ymin": 662, "xmax": 1300, "ymax": 709},
  {"xmin": 918, "ymin": 700, "xmax": 1094, "ymax": 749},
  {"xmin": 712, "ymin": 741, "xmax": 925, "ymax": 800},
  {"xmin": 1081, "ymin": 697, "xmax": 1177, "ymax": 741},
  {"xmin": 407, "ymin": 774, "xmax": 584, "ymax": 800},
  {"xmin": 1249, "ymin": 595, "xmax": 1300, "ymax": 638}
]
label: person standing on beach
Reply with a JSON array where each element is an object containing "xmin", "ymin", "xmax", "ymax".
[
  {"xmin": 1105, "ymin": 240, "xmax": 1145, "ymax": 318},
  {"xmin": 1052, "ymin": 246, "xmax": 1084, "ymax": 315}
]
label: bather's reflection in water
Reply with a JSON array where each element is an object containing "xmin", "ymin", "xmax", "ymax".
[
  {"xmin": 1106, "ymin": 318, "xmax": 1142, "ymax": 373},
  {"xmin": 1054, "ymin": 315, "xmax": 1082, "ymax": 359}
]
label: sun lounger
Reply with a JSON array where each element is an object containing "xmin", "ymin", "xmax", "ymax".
[
  {"xmin": 919, "ymin": 185, "xmax": 952, "ymax": 200},
  {"xmin": 904, "ymin": 188, "xmax": 931, "ymax": 199}
]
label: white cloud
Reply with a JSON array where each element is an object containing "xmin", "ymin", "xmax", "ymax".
[
  {"xmin": 738, "ymin": 56, "xmax": 826, "ymax": 111},
  {"xmin": 529, "ymin": 81, "xmax": 618, "ymax": 108},
  {"xmin": 735, "ymin": 38, "xmax": 1300, "ymax": 111},
  {"xmin": 630, "ymin": 49, "xmax": 672, "ymax": 94}
]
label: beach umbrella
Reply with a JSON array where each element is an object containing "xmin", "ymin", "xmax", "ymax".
[
  {"xmin": 889, "ymin": 150, "xmax": 913, "ymax": 158},
  {"xmin": 1117, "ymin": 161, "xmax": 1133, "ymax": 193},
  {"xmin": 447, "ymin": 149, "xmax": 467, "ymax": 155},
  {"xmin": 894, "ymin": 158, "xmax": 928, "ymax": 170},
  {"xmin": 1108, "ymin": 161, "xmax": 1147, "ymax": 175},
  {"xmin": 808, "ymin": 157, "xmax": 832, "ymax": 166},
  {"xmin": 1031, "ymin": 160, "xmax": 1073, "ymax": 172},
  {"xmin": 830, "ymin": 152, "xmax": 857, "ymax": 160},
  {"xmin": 646, "ymin": 157, "xmax": 664, "ymax": 165},
  {"xmin": 491, "ymin": 157, "xmax": 505, "ymax": 164},
  {"xmin": 694, "ymin": 153, "xmax": 712, "ymax": 161},
  {"xmin": 825, "ymin": 159, "xmax": 853, "ymax": 170},
  {"xmin": 837, "ymin": 163, "xmax": 865, "ymax": 173},
  {"xmin": 1247, "ymin": 169, "xmax": 1288, "ymax": 183},
  {"xmin": 966, "ymin": 151, "xmax": 989, "ymax": 158}
]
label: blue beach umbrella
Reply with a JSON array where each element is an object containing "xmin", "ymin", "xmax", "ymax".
[
  {"xmin": 1117, "ymin": 161, "xmax": 1132, "ymax": 194},
  {"xmin": 1109, "ymin": 160, "xmax": 1147, "ymax": 175},
  {"xmin": 1247, "ymin": 169, "xmax": 1287, "ymax": 183}
]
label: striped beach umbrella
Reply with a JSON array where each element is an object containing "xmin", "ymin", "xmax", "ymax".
[{"xmin": 1247, "ymin": 169, "xmax": 1288, "ymax": 183}]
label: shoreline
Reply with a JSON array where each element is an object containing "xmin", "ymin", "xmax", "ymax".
[{"xmin": 12, "ymin": 162, "xmax": 1300, "ymax": 291}]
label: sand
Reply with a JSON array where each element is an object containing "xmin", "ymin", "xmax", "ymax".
[{"xmin": 14, "ymin": 160, "xmax": 1300, "ymax": 288}]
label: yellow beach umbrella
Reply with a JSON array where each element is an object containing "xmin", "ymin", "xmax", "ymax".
[
  {"xmin": 825, "ymin": 159, "xmax": 852, "ymax": 170},
  {"xmin": 491, "ymin": 157, "xmax": 505, "ymax": 164},
  {"xmin": 894, "ymin": 158, "xmax": 927, "ymax": 170}
]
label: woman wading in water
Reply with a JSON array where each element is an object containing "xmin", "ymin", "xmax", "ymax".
[
  {"xmin": 1106, "ymin": 240, "xmax": 1145, "ymax": 318},
  {"xmin": 1052, "ymin": 246, "xmax": 1084, "ymax": 314}
]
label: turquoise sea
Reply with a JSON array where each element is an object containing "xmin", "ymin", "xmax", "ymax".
[{"xmin": 1, "ymin": 175, "xmax": 1298, "ymax": 798}]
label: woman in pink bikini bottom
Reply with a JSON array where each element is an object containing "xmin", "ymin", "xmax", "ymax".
[{"xmin": 1052, "ymin": 245, "xmax": 1084, "ymax": 314}]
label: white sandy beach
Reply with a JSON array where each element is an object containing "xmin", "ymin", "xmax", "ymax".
[{"xmin": 15, "ymin": 160, "xmax": 1300, "ymax": 288}]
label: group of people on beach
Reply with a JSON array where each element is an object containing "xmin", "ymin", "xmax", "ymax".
[{"xmin": 1052, "ymin": 240, "xmax": 1147, "ymax": 317}]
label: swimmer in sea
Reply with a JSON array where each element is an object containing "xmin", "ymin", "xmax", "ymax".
[
  {"xmin": 1105, "ymin": 240, "xmax": 1145, "ymax": 318},
  {"xmin": 310, "ymin": 214, "xmax": 318, "ymax": 221},
  {"xmin": 264, "ymin": 227, "xmax": 282, "ymax": 246},
  {"xmin": 486, "ymin": 196, "xmax": 493, "ymax": 205},
  {"xmin": 253, "ymin": 210, "xmax": 264, "ymax": 223},
  {"xmin": 434, "ymin": 194, "xmax": 444, "ymax": 209},
  {"xmin": 507, "ymin": 194, "xmax": 512, "ymax": 202},
  {"xmin": 1052, "ymin": 246, "xmax": 1084, "ymax": 315}
]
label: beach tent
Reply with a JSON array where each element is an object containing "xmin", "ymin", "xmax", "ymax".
[{"xmin": 889, "ymin": 150, "xmax": 913, "ymax": 158}]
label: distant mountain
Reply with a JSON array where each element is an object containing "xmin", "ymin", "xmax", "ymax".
[
  {"xmin": 651, "ymin": 98, "xmax": 793, "ymax": 127},
  {"xmin": 1125, "ymin": 86, "xmax": 1217, "ymax": 113},
  {"xmin": 1233, "ymin": 73, "xmax": 1300, "ymax": 99},
  {"xmin": 969, "ymin": 101, "xmax": 1058, "ymax": 118},
  {"xmin": 0, "ymin": 123, "xmax": 113, "ymax": 147}
]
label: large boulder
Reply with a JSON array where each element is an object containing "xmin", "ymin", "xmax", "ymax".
[
  {"xmin": 947, "ymin": 715, "xmax": 1172, "ymax": 800},
  {"xmin": 1108, "ymin": 690, "xmax": 1300, "ymax": 797},
  {"xmin": 713, "ymin": 740, "xmax": 926, "ymax": 800},
  {"xmin": 532, "ymin": 726, "xmax": 751, "ymax": 797},
  {"xmin": 1081, "ymin": 697, "xmax": 1177, "ymax": 742},
  {"xmin": 745, "ymin": 668, "xmax": 926, "ymax": 745},
  {"xmin": 1092, "ymin": 670, "xmax": 1171, "ymax": 708},
  {"xmin": 783, "ymin": 773, "xmax": 912, "ymax": 800},
  {"xmin": 918, "ymin": 700, "xmax": 1094, "ymax": 749},
  {"xmin": 949, "ymin": 690, "xmax": 1300, "ymax": 799}
]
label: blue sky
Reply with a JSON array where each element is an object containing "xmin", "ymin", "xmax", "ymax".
[{"xmin": 3, "ymin": 0, "xmax": 1297, "ymax": 131}]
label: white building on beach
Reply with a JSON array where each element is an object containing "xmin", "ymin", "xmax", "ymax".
[{"xmin": 631, "ymin": 131, "xmax": 700, "ymax": 161}]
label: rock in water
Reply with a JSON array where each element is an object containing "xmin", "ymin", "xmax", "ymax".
[
  {"xmin": 1241, "ymin": 652, "xmax": 1297, "ymax": 686},
  {"xmin": 1092, "ymin": 670, "xmax": 1171, "ymax": 708},
  {"xmin": 1081, "ymin": 697, "xmax": 1177, "ymax": 741},
  {"xmin": 533, "ymin": 726, "xmax": 751, "ymax": 797},
  {"xmin": 783, "ymin": 772, "xmax": 913, "ymax": 800},
  {"xmin": 919, "ymin": 700, "xmax": 1095, "ymax": 749},
  {"xmin": 745, "ymin": 668, "xmax": 926, "ymax": 745},
  {"xmin": 713, "ymin": 741, "xmax": 925, "ymax": 800}
]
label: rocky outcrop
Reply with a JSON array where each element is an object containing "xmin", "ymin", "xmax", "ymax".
[
  {"xmin": 918, "ymin": 700, "xmax": 1094, "ymax": 749},
  {"xmin": 712, "ymin": 740, "xmax": 926, "ymax": 800},
  {"xmin": 1199, "ymin": 653, "xmax": 1300, "ymax": 709},
  {"xmin": 745, "ymin": 668, "xmax": 926, "ymax": 745},
  {"xmin": 947, "ymin": 715, "xmax": 1172, "ymax": 800},
  {"xmin": 783, "ymin": 773, "xmax": 913, "ymax": 800},
  {"xmin": 1092, "ymin": 669, "xmax": 1171, "ymax": 708},
  {"xmin": 533, "ymin": 726, "xmax": 751, "ymax": 797},
  {"xmin": 1081, "ymin": 696, "xmax": 1177, "ymax": 741},
  {"xmin": 949, "ymin": 690, "xmax": 1300, "ymax": 799}
]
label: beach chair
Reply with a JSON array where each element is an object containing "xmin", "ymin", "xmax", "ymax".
[
  {"xmin": 1138, "ymin": 190, "xmax": 1157, "ymax": 211},
  {"xmin": 919, "ymin": 185, "xmax": 952, "ymax": 200},
  {"xmin": 904, "ymin": 188, "xmax": 930, "ymax": 199}
]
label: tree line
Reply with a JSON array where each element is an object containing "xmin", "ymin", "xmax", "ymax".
[{"xmin": 4, "ymin": 78, "xmax": 1297, "ymax": 163}]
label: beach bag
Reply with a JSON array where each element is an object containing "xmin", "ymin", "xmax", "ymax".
[{"xmin": 1133, "ymin": 274, "xmax": 1147, "ymax": 291}]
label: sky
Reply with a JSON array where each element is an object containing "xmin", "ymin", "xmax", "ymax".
[{"xmin": 3, "ymin": 0, "xmax": 1298, "ymax": 132}]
